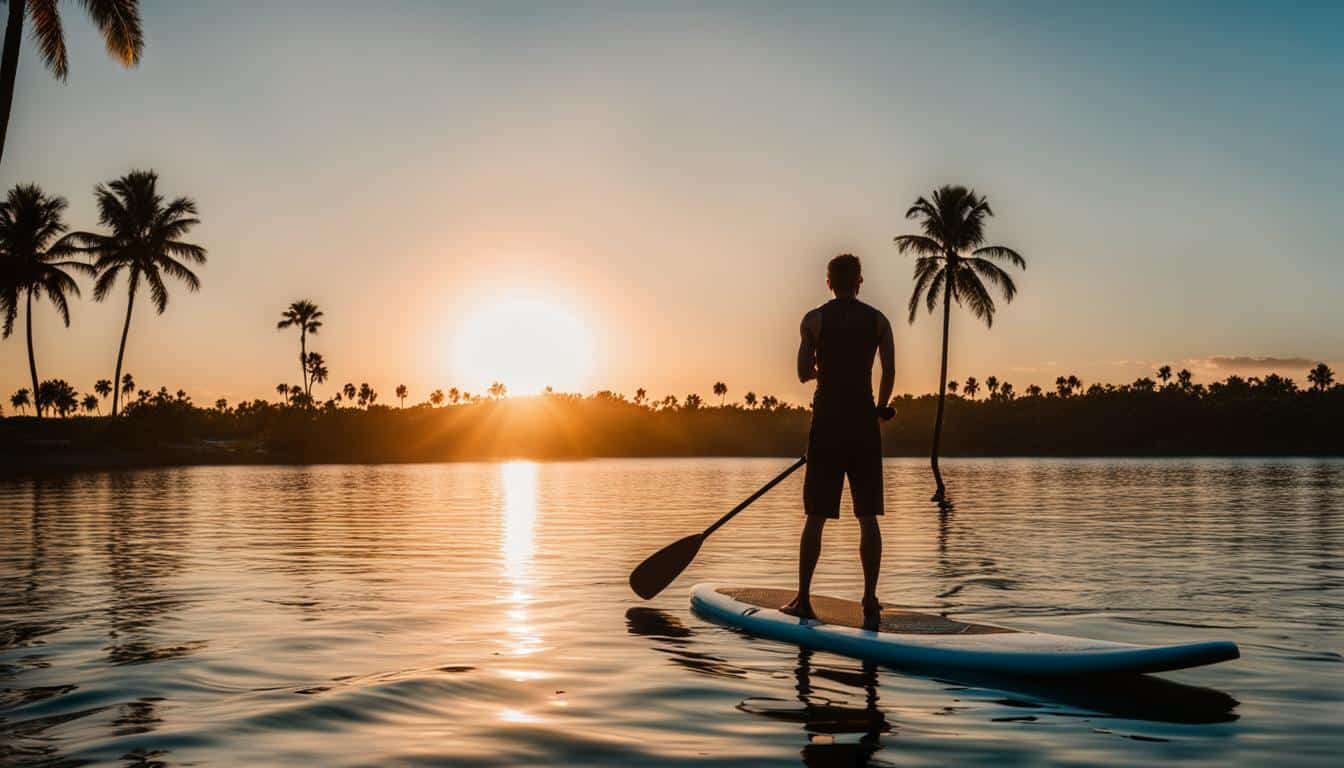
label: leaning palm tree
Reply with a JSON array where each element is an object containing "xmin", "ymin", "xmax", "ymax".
[
  {"xmin": 277, "ymin": 300, "xmax": 323, "ymax": 397},
  {"xmin": 0, "ymin": 184, "xmax": 92, "ymax": 417},
  {"xmin": 74, "ymin": 170, "xmax": 206, "ymax": 417},
  {"xmin": 0, "ymin": 1, "xmax": 143, "ymax": 166},
  {"xmin": 897, "ymin": 185, "xmax": 1026, "ymax": 501}
]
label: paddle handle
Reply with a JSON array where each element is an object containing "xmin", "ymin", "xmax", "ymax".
[{"xmin": 701, "ymin": 456, "xmax": 807, "ymax": 537}]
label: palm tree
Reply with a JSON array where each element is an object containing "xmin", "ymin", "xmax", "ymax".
[
  {"xmin": 1157, "ymin": 365, "xmax": 1173, "ymax": 387},
  {"xmin": 0, "ymin": 1, "xmax": 143, "ymax": 167},
  {"xmin": 343, "ymin": 382, "xmax": 356, "ymax": 404},
  {"xmin": 305, "ymin": 351, "xmax": 327, "ymax": 398},
  {"xmin": 712, "ymin": 381, "xmax": 727, "ymax": 405},
  {"xmin": 488, "ymin": 381, "xmax": 506, "ymax": 399},
  {"xmin": 1177, "ymin": 368, "xmax": 1194, "ymax": 392},
  {"xmin": 963, "ymin": 376, "xmax": 979, "ymax": 399},
  {"xmin": 897, "ymin": 185, "xmax": 1026, "ymax": 501},
  {"xmin": 429, "ymin": 389, "xmax": 445, "ymax": 407},
  {"xmin": 1308, "ymin": 362, "xmax": 1335, "ymax": 392},
  {"xmin": 744, "ymin": 391, "xmax": 757, "ymax": 408},
  {"xmin": 277, "ymin": 300, "xmax": 323, "ymax": 397},
  {"xmin": 0, "ymin": 183, "xmax": 92, "ymax": 417},
  {"xmin": 94, "ymin": 378, "xmax": 112, "ymax": 406},
  {"xmin": 986, "ymin": 376, "xmax": 999, "ymax": 397},
  {"xmin": 947, "ymin": 379, "xmax": 958, "ymax": 395},
  {"xmin": 81, "ymin": 392, "xmax": 98, "ymax": 415},
  {"xmin": 633, "ymin": 387, "xmax": 647, "ymax": 406},
  {"xmin": 276, "ymin": 382, "xmax": 289, "ymax": 404},
  {"xmin": 999, "ymin": 382, "xmax": 1015, "ymax": 400},
  {"xmin": 1025, "ymin": 384, "xmax": 1043, "ymax": 398},
  {"xmin": 395, "ymin": 384, "xmax": 408, "ymax": 407},
  {"xmin": 357, "ymin": 382, "xmax": 374, "ymax": 408},
  {"xmin": 120, "ymin": 372, "xmax": 134, "ymax": 401},
  {"xmin": 10, "ymin": 387, "xmax": 29, "ymax": 415},
  {"xmin": 447, "ymin": 386, "xmax": 460, "ymax": 405},
  {"xmin": 75, "ymin": 170, "xmax": 206, "ymax": 417}
]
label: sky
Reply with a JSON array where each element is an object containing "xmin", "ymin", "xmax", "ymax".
[{"xmin": 3, "ymin": 1, "xmax": 1342, "ymax": 407}]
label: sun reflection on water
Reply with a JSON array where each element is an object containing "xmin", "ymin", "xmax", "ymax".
[{"xmin": 499, "ymin": 460, "xmax": 544, "ymax": 699}]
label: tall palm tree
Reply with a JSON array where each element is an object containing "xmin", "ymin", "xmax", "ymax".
[
  {"xmin": 277, "ymin": 300, "xmax": 323, "ymax": 397},
  {"xmin": 75, "ymin": 170, "xmax": 206, "ymax": 417},
  {"xmin": 0, "ymin": 183, "xmax": 91, "ymax": 417},
  {"xmin": 0, "ymin": 1, "xmax": 143, "ymax": 167},
  {"xmin": 120, "ymin": 372, "xmax": 134, "ymax": 401},
  {"xmin": 897, "ymin": 185, "xmax": 1026, "ymax": 501},
  {"xmin": 395, "ymin": 383, "xmax": 408, "ymax": 407},
  {"xmin": 712, "ymin": 381, "xmax": 727, "ymax": 405}
]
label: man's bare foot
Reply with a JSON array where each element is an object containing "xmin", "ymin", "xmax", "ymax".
[
  {"xmin": 861, "ymin": 597, "xmax": 882, "ymax": 631},
  {"xmin": 780, "ymin": 595, "xmax": 817, "ymax": 621}
]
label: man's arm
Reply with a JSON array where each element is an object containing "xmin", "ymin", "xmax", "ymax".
[
  {"xmin": 876, "ymin": 314, "xmax": 895, "ymax": 411},
  {"xmin": 797, "ymin": 310, "xmax": 820, "ymax": 383}
]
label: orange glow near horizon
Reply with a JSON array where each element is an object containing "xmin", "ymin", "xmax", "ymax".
[{"xmin": 453, "ymin": 295, "xmax": 595, "ymax": 396}]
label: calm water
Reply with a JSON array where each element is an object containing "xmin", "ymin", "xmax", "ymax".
[{"xmin": 2, "ymin": 458, "xmax": 1341, "ymax": 766}]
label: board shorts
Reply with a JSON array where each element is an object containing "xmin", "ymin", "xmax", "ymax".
[{"xmin": 804, "ymin": 416, "xmax": 883, "ymax": 519}]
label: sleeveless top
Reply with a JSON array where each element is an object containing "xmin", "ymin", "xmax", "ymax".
[{"xmin": 812, "ymin": 298, "xmax": 883, "ymax": 420}]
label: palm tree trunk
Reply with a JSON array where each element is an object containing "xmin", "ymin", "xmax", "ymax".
[
  {"xmin": 300, "ymin": 329, "xmax": 309, "ymax": 398},
  {"xmin": 25, "ymin": 290, "xmax": 40, "ymax": 418},
  {"xmin": 0, "ymin": 0, "xmax": 24, "ymax": 168},
  {"xmin": 111, "ymin": 289, "xmax": 136, "ymax": 417},
  {"xmin": 929, "ymin": 275, "xmax": 952, "ymax": 501}
]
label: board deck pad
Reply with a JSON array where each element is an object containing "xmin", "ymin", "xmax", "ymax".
[{"xmin": 719, "ymin": 587, "xmax": 1015, "ymax": 635}]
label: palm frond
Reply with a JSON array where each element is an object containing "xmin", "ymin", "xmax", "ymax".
[
  {"xmin": 156, "ymin": 256, "xmax": 200, "ymax": 292},
  {"xmin": 162, "ymin": 240, "xmax": 206, "ymax": 264},
  {"xmin": 80, "ymin": 0, "xmax": 144, "ymax": 66},
  {"xmin": 908, "ymin": 262, "xmax": 943, "ymax": 323},
  {"xmin": 145, "ymin": 266, "xmax": 169, "ymax": 313},
  {"xmin": 953, "ymin": 268, "xmax": 996, "ymax": 327},
  {"xmin": 967, "ymin": 257, "xmax": 1018, "ymax": 302},
  {"xmin": 924, "ymin": 270, "xmax": 947, "ymax": 316},
  {"xmin": 42, "ymin": 277, "xmax": 74, "ymax": 326},
  {"xmin": 29, "ymin": 0, "xmax": 70, "ymax": 80},
  {"xmin": 893, "ymin": 234, "xmax": 943, "ymax": 256},
  {"xmin": 93, "ymin": 264, "xmax": 124, "ymax": 301},
  {"xmin": 972, "ymin": 245, "xmax": 1026, "ymax": 269}
]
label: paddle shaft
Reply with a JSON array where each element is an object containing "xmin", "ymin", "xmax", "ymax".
[{"xmin": 701, "ymin": 456, "xmax": 806, "ymax": 537}]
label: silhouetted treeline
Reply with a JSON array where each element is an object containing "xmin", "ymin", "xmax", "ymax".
[{"xmin": 3, "ymin": 379, "xmax": 1342, "ymax": 472}]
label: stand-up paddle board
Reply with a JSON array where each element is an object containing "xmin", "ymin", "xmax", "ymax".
[{"xmin": 691, "ymin": 584, "xmax": 1239, "ymax": 677}]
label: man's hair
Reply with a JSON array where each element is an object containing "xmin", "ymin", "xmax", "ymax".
[{"xmin": 827, "ymin": 253, "xmax": 862, "ymax": 295}]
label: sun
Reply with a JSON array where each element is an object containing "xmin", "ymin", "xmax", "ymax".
[{"xmin": 452, "ymin": 294, "xmax": 595, "ymax": 395}]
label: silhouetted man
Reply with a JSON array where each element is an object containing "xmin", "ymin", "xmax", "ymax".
[{"xmin": 782, "ymin": 254, "xmax": 895, "ymax": 630}]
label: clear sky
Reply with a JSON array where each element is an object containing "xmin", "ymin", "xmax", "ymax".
[{"xmin": 3, "ymin": 1, "xmax": 1341, "ymax": 406}]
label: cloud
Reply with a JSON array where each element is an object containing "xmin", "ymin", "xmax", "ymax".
[{"xmin": 1184, "ymin": 355, "xmax": 1320, "ymax": 373}]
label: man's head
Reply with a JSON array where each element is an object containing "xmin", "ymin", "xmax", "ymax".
[{"xmin": 827, "ymin": 253, "xmax": 863, "ymax": 298}]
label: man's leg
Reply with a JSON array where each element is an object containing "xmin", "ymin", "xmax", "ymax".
[
  {"xmin": 782, "ymin": 514, "xmax": 825, "ymax": 619},
  {"xmin": 858, "ymin": 515, "xmax": 882, "ymax": 610}
]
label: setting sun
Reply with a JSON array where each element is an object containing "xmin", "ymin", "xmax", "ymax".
[{"xmin": 452, "ymin": 294, "xmax": 595, "ymax": 395}]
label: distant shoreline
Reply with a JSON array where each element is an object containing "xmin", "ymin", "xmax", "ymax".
[{"xmin": 4, "ymin": 388, "xmax": 1341, "ymax": 476}]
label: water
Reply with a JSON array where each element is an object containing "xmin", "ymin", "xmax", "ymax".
[{"xmin": 2, "ymin": 458, "xmax": 1341, "ymax": 766}]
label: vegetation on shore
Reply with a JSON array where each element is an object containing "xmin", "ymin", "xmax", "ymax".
[{"xmin": 2, "ymin": 363, "xmax": 1340, "ymax": 471}]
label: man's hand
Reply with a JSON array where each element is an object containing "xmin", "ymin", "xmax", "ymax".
[{"xmin": 876, "ymin": 405, "xmax": 896, "ymax": 422}]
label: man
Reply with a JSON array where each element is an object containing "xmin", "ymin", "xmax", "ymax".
[{"xmin": 781, "ymin": 254, "xmax": 895, "ymax": 630}]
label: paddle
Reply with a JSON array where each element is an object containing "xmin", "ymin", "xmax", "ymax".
[{"xmin": 629, "ymin": 456, "xmax": 807, "ymax": 599}]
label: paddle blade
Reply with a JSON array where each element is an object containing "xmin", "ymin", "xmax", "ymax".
[{"xmin": 629, "ymin": 534, "xmax": 704, "ymax": 599}]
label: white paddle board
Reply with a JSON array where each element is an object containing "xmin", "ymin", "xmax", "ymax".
[{"xmin": 691, "ymin": 584, "xmax": 1239, "ymax": 677}]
